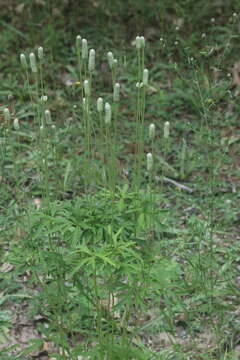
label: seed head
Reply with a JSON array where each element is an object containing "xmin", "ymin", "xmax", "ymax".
[
  {"xmin": 97, "ymin": 97, "xmax": 103, "ymax": 112},
  {"xmin": 13, "ymin": 118, "xmax": 20, "ymax": 130},
  {"xmin": 81, "ymin": 39, "xmax": 88, "ymax": 60},
  {"xmin": 164, "ymin": 121, "xmax": 170, "ymax": 138},
  {"xmin": 147, "ymin": 153, "xmax": 153, "ymax": 171},
  {"xmin": 105, "ymin": 102, "xmax": 111, "ymax": 124},
  {"xmin": 143, "ymin": 68, "xmax": 149, "ymax": 86},
  {"xmin": 149, "ymin": 123, "xmax": 155, "ymax": 139},
  {"xmin": 29, "ymin": 52, "xmax": 37, "ymax": 73},
  {"xmin": 88, "ymin": 49, "xmax": 95, "ymax": 72},
  {"xmin": 20, "ymin": 53, "xmax": 28, "ymax": 69},
  {"xmin": 83, "ymin": 80, "xmax": 90, "ymax": 96},
  {"xmin": 107, "ymin": 51, "xmax": 114, "ymax": 69},
  {"xmin": 113, "ymin": 83, "xmax": 120, "ymax": 102},
  {"xmin": 38, "ymin": 47, "xmax": 43, "ymax": 60}
]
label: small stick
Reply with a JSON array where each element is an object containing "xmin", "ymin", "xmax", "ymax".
[{"xmin": 163, "ymin": 176, "xmax": 194, "ymax": 193}]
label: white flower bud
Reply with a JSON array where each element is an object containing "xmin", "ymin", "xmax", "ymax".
[
  {"xmin": 149, "ymin": 123, "xmax": 155, "ymax": 139},
  {"xmin": 113, "ymin": 83, "xmax": 120, "ymax": 102},
  {"xmin": 164, "ymin": 121, "xmax": 170, "ymax": 138},
  {"xmin": 45, "ymin": 109, "xmax": 51, "ymax": 124},
  {"xmin": 13, "ymin": 118, "xmax": 20, "ymax": 130},
  {"xmin": 20, "ymin": 53, "xmax": 27, "ymax": 69},
  {"xmin": 135, "ymin": 36, "xmax": 141, "ymax": 49},
  {"xmin": 105, "ymin": 102, "xmax": 111, "ymax": 124},
  {"xmin": 147, "ymin": 153, "xmax": 153, "ymax": 171},
  {"xmin": 3, "ymin": 108, "xmax": 10, "ymax": 122},
  {"xmin": 29, "ymin": 52, "xmax": 37, "ymax": 73},
  {"xmin": 113, "ymin": 58, "xmax": 118, "ymax": 68},
  {"xmin": 38, "ymin": 47, "xmax": 43, "ymax": 60},
  {"xmin": 97, "ymin": 97, "xmax": 103, "ymax": 112},
  {"xmin": 82, "ymin": 97, "xmax": 86, "ymax": 110},
  {"xmin": 83, "ymin": 79, "xmax": 90, "ymax": 96},
  {"xmin": 40, "ymin": 95, "xmax": 48, "ymax": 102},
  {"xmin": 140, "ymin": 36, "xmax": 145, "ymax": 48},
  {"xmin": 88, "ymin": 49, "xmax": 95, "ymax": 72},
  {"xmin": 136, "ymin": 35, "xmax": 145, "ymax": 49},
  {"xmin": 136, "ymin": 82, "xmax": 143, "ymax": 89},
  {"xmin": 81, "ymin": 39, "xmax": 88, "ymax": 60},
  {"xmin": 143, "ymin": 68, "xmax": 149, "ymax": 86},
  {"xmin": 107, "ymin": 51, "xmax": 114, "ymax": 68},
  {"xmin": 76, "ymin": 35, "xmax": 81, "ymax": 49}
]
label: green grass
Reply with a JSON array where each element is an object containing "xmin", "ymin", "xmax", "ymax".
[{"xmin": 1, "ymin": 3, "xmax": 240, "ymax": 360}]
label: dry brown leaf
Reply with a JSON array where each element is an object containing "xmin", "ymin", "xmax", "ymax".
[{"xmin": 232, "ymin": 62, "xmax": 240, "ymax": 86}]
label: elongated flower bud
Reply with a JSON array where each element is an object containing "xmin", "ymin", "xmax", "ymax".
[
  {"xmin": 13, "ymin": 118, "xmax": 20, "ymax": 130},
  {"xmin": 136, "ymin": 35, "xmax": 145, "ymax": 49},
  {"xmin": 113, "ymin": 58, "xmax": 118, "ymax": 68},
  {"xmin": 45, "ymin": 109, "xmax": 51, "ymax": 124},
  {"xmin": 29, "ymin": 53, "xmax": 37, "ymax": 73},
  {"xmin": 149, "ymin": 123, "xmax": 155, "ymax": 139},
  {"xmin": 97, "ymin": 97, "xmax": 103, "ymax": 112},
  {"xmin": 76, "ymin": 35, "xmax": 81, "ymax": 50},
  {"xmin": 105, "ymin": 102, "xmax": 111, "ymax": 124},
  {"xmin": 147, "ymin": 153, "xmax": 153, "ymax": 171},
  {"xmin": 135, "ymin": 36, "xmax": 141, "ymax": 49},
  {"xmin": 113, "ymin": 83, "xmax": 120, "ymax": 102},
  {"xmin": 81, "ymin": 39, "xmax": 88, "ymax": 60},
  {"xmin": 20, "ymin": 53, "xmax": 27, "ymax": 69},
  {"xmin": 83, "ymin": 79, "xmax": 90, "ymax": 96},
  {"xmin": 38, "ymin": 47, "xmax": 43, "ymax": 60},
  {"xmin": 82, "ymin": 97, "xmax": 86, "ymax": 110},
  {"xmin": 164, "ymin": 121, "xmax": 170, "ymax": 138},
  {"xmin": 107, "ymin": 51, "xmax": 114, "ymax": 69},
  {"xmin": 140, "ymin": 36, "xmax": 145, "ymax": 48},
  {"xmin": 143, "ymin": 68, "xmax": 149, "ymax": 86},
  {"xmin": 88, "ymin": 49, "xmax": 95, "ymax": 72},
  {"xmin": 4, "ymin": 108, "xmax": 10, "ymax": 122}
]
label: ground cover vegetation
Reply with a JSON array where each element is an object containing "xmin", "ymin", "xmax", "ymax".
[{"xmin": 0, "ymin": 0, "xmax": 240, "ymax": 359}]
